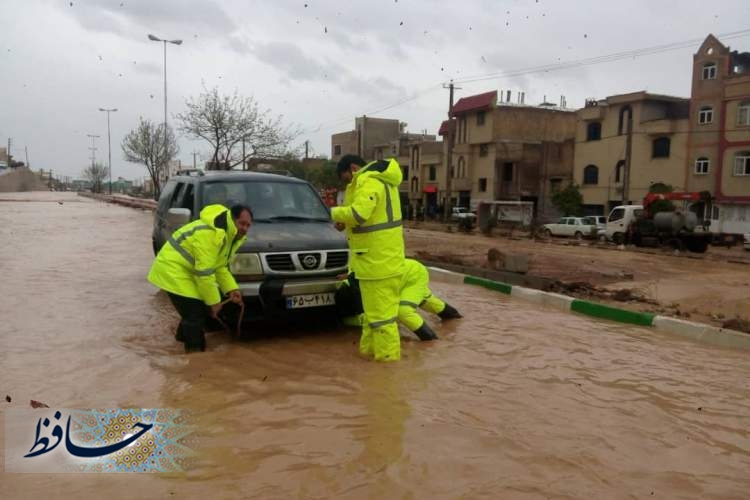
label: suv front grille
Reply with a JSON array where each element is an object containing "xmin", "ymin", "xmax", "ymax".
[
  {"xmin": 265, "ymin": 254, "xmax": 295, "ymax": 271},
  {"xmin": 325, "ymin": 251, "xmax": 349, "ymax": 269}
]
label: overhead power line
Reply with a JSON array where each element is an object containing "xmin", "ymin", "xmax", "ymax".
[{"xmin": 306, "ymin": 29, "xmax": 750, "ymax": 135}]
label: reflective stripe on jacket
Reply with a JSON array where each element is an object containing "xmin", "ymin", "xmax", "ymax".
[
  {"xmin": 147, "ymin": 204, "xmax": 246, "ymax": 305},
  {"xmin": 331, "ymin": 159, "xmax": 405, "ymax": 280}
]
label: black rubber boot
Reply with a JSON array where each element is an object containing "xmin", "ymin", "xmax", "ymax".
[
  {"xmin": 438, "ymin": 303, "xmax": 463, "ymax": 320},
  {"xmin": 413, "ymin": 323, "xmax": 439, "ymax": 341}
]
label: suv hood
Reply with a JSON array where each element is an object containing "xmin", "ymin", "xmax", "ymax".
[{"xmin": 239, "ymin": 221, "xmax": 347, "ymax": 253}]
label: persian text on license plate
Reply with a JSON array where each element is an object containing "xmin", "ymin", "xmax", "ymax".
[{"xmin": 285, "ymin": 293, "xmax": 335, "ymax": 309}]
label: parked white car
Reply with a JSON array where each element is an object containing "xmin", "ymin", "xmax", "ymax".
[
  {"xmin": 744, "ymin": 233, "xmax": 750, "ymax": 251},
  {"xmin": 584, "ymin": 215, "xmax": 607, "ymax": 238},
  {"xmin": 542, "ymin": 217, "xmax": 597, "ymax": 240},
  {"xmin": 451, "ymin": 206, "xmax": 477, "ymax": 222}
]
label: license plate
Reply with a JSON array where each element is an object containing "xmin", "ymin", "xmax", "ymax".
[{"xmin": 285, "ymin": 293, "xmax": 335, "ymax": 309}]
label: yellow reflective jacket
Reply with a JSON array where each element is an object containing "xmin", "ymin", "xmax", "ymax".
[
  {"xmin": 331, "ymin": 158, "xmax": 405, "ymax": 280},
  {"xmin": 147, "ymin": 204, "xmax": 246, "ymax": 305}
]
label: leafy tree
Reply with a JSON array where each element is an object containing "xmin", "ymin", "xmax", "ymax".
[
  {"xmin": 121, "ymin": 118, "xmax": 178, "ymax": 199},
  {"xmin": 551, "ymin": 183, "xmax": 583, "ymax": 216},
  {"xmin": 82, "ymin": 162, "xmax": 108, "ymax": 193},
  {"xmin": 176, "ymin": 86, "xmax": 298, "ymax": 170}
]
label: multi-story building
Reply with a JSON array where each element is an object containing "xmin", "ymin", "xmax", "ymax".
[
  {"xmin": 574, "ymin": 92, "xmax": 690, "ymax": 215},
  {"xmin": 330, "ymin": 116, "xmax": 403, "ymax": 162},
  {"xmin": 444, "ymin": 90, "xmax": 576, "ymax": 219},
  {"xmin": 332, "ymin": 117, "xmax": 440, "ymax": 218},
  {"xmin": 685, "ymin": 34, "xmax": 750, "ymax": 235}
]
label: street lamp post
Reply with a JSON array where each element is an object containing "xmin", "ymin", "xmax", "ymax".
[
  {"xmin": 148, "ymin": 34, "xmax": 182, "ymax": 183},
  {"xmin": 99, "ymin": 107, "xmax": 118, "ymax": 194}
]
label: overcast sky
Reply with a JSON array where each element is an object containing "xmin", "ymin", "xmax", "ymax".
[{"xmin": 1, "ymin": 0, "xmax": 749, "ymax": 180}]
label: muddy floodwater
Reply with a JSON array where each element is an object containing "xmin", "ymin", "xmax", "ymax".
[{"xmin": 1, "ymin": 192, "xmax": 749, "ymax": 499}]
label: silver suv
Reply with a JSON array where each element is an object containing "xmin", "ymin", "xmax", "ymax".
[{"xmin": 152, "ymin": 170, "xmax": 348, "ymax": 319}]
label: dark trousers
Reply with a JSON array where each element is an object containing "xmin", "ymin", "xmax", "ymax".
[{"xmin": 167, "ymin": 292, "xmax": 207, "ymax": 351}]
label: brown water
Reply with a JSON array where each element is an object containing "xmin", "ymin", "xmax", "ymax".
[{"xmin": 1, "ymin": 192, "xmax": 749, "ymax": 499}]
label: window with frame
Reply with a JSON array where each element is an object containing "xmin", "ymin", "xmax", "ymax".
[
  {"xmin": 457, "ymin": 157, "xmax": 466, "ymax": 178},
  {"xmin": 478, "ymin": 178, "xmax": 487, "ymax": 192},
  {"xmin": 334, "ymin": 144, "xmax": 341, "ymax": 155},
  {"xmin": 734, "ymin": 151, "xmax": 750, "ymax": 176},
  {"xmin": 502, "ymin": 162, "xmax": 513, "ymax": 182},
  {"xmin": 702, "ymin": 62, "xmax": 717, "ymax": 80},
  {"xmin": 586, "ymin": 122, "xmax": 602, "ymax": 141},
  {"xmin": 479, "ymin": 143, "xmax": 489, "ymax": 157},
  {"xmin": 698, "ymin": 106, "xmax": 713, "ymax": 124},
  {"xmin": 476, "ymin": 111, "xmax": 486, "ymax": 126},
  {"xmin": 695, "ymin": 157, "xmax": 710, "ymax": 175},
  {"xmin": 652, "ymin": 137, "xmax": 671, "ymax": 158},
  {"xmin": 583, "ymin": 164, "xmax": 599, "ymax": 185},
  {"xmin": 428, "ymin": 165, "xmax": 436, "ymax": 181},
  {"xmin": 738, "ymin": 101, "xmax": 750, "ymax": 126},
  {"xmin": 549, "ymin": 178, "xmax": 562, "ymax": 193}
]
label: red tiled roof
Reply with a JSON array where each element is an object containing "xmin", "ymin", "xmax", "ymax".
[
  {"xmin": 438, "ymin": 120, "xmax": 450, "ymax": 136},
  {"xmin": 451, "ymin": 90, "xmax": 497, "ymax": 116}
]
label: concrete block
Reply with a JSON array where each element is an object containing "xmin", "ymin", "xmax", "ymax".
[
  {"xmin": 652, "ymin": 316, "xmax": 750, "ymax": 350},
  {"xmin": 503, "ymin": 253, "xmax": 529, "ymax": 274}
]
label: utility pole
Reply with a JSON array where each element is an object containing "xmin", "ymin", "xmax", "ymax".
[
  {"xmin": 87, "ymin": 134, "xmax": 100, "ymax": 191},
  {"xmin": 442, "ymin": 80, "xmax": 460, "ymax": 221},
  {"xmin": 25, "ymin": 146, "xmax": 29, "ymax": 168},
  {"xmin": 305, "ymin": 140, "xmax": 309, "ymax": 160},
  {"xmin": 623, "ymin": 110, "xmax": 633, "ymax": 204},
  {"xmin": 192, "ymin": 150, "xmax": 199, "ymax": 169},
  {"xmin": 7, "ymin": 138, "xmax": 11, "ymax": 167}
]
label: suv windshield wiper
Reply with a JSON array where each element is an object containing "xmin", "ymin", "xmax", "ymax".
[{"xmin": 266, "ymin": 215, "xmax": 330, "ymax": 222}]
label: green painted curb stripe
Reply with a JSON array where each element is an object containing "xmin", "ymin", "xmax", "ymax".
[
  {"xmin": 463, "ymin": 275, "xmax": 512, "ymax": 294},
  {"xmin": 571, "ymin": 299, "xmax": 655, "ymax": 326}
]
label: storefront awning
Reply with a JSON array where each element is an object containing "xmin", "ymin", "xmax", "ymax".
[{"xmin": 423, "ymin": 185, "xmax": 438, "ymax": 193}]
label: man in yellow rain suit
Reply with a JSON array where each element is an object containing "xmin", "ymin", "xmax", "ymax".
[
  {"xmin": 335, "ymin": 258, "xmax": 462, "ymax": 340},
  {"xmin": 148, "ymin": 204, "xmax": 252, "ymax": 353},
  {"xmin": 332, "ymin": 154, "xmax": 405, "ymax": 361}
]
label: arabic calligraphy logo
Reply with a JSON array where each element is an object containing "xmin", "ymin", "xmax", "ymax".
[{"xmin": 19, "ymin": 409, "xmax": 197, "ymax": 473}]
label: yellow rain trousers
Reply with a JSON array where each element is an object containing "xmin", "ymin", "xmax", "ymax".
[
  {"xmin": 397, "ymin": 259, "xmax": 446, "ymax": 331},
  {"xmin": 331, "ymin": 158, "xmax": 405, "ymax": 362}
]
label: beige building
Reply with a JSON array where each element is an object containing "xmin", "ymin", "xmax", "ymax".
[
  {"xmin": 331, "ymin": 116, "xmax": 403, "ymax": 162},
  {"xmin": 332, "ymin": 117, "xmax": 440, "ymax": 218},
  {"xmin": 685, "ymin": 34, "xmax": 750, "ymax": 235},
  {"xmin": 574, "ymin": 92, "xmax": 690, "ymax": 215},
  {"xmin": 444, "ymin": 90, "xmax": 577, "ymax": 219}
]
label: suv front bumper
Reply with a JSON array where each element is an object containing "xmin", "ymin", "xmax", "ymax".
[{"xmin": 237, "ymin": 277, "xmax": 342, "ymax": 318}]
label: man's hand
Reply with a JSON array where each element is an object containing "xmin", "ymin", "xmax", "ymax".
[
  {"xmin": 336, "ymin": 272, "xmax": 349, "ymax": 281},
  {"xmin": 209, "ymin": 302, "xmax": 223, "ymax": 318},
  {"xmin": 228, "ymin": 290, "xmax": 243, "ymax": 304},
  {"xmin": 335, "ymin": 222, "xmax": 346, "ymax": 232}
]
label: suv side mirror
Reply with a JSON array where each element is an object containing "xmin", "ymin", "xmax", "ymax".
[{"xmin": 166, "ymin": 208, "xmax": 191, "ymax": 229}]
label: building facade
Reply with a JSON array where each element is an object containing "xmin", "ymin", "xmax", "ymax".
[
  {"xmin": 444, "ymin": 90, "xmax": 577, "ymax": 220},
  {"xmin": 685, "ymin": 34, "xmax": 750, "ymax": 234},
  {"xmin": 574, "ymin": 92, "xmax": 690, "ymax": 215}
]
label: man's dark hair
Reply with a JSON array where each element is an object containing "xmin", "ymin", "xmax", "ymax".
[
  {"xmin": 230, "ymin": 204, "xmax": 253, "ymax": 220},
  {"xmin": 336, "ymin": 154, "xmax": 366, "ymax": 176}
]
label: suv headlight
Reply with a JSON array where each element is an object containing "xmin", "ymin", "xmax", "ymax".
[{"xmin": 230, "ymin": 253, "xmax": 262, "ymax": 275}]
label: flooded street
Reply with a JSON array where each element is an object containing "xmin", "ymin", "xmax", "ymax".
[{"xmin": 2, "ymin": 192, "xmax": 750, "ymax": 499}]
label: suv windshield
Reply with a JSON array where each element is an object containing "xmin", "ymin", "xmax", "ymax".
[{"xmin": 202, "ymin": 181, "xmax": 330, "ymax": 222}]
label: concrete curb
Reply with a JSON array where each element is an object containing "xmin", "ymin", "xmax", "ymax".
[{"xmin": 428, "ymin": 267, "xmax": 750, "ymax": 351}]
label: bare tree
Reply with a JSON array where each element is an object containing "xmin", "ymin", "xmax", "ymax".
[
  {"xmin": 82, "ymin": 162, "xmax": 108, "ymax": 193},
  {"xmin": 121, "ymin": 117, "xmax": 178, "ymax": 199},
  {"xmin": 176, "ymin": 86, "xmax": 298, "ymax": 170}
]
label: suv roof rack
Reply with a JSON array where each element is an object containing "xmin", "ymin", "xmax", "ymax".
[{"xmin": 174, "ymin": 169, "xmax": 205, "ymax": 176}]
